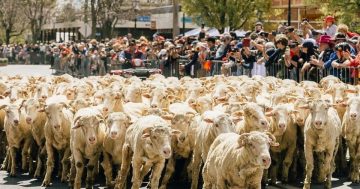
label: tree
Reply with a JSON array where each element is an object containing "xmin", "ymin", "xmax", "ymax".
[
  {"xmin": 172, "ymin": 0, "xmax": 180, "ymax": 38},
  {"xmin": 0, "ymin": 0, "xmax": 27, "ymax": 44},
  {"xmin": 305, "ymin": 0, "xmax": 360, "ymax": 33},
  {"xmin": 181, "ymin": 0, "xmax": 272, "ymax": 31},
  {"xmin": 22, "ymin": 0, "xmax": 56, "ymax": 43},
  {"xmin": 96, "ymin": 0, "xmax": 125, "ymax": 39},
  {"xmin": 58, "ymin": 3, "xmax": 78, "ymax": 22}
]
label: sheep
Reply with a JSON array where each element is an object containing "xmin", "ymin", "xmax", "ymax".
[
  {"xmin": 41, "ymin": 95, "xmax": 73, "ymax": 186},
  {"xmin": 202, "ymin": 132, "xmax": 279, "ymax": 189},
  {"xmin": 342, "ymin": 97, "xmax": 360, "ymax": 183},
  {"xmin": 68, "ymin": 107, "xmax": 106, "ymax": 189},
  {"xmin": 114, "ymin": 115, "xmax": 181, "ymax": 189},
  {"xmin": 101, "ymin": 112, "xmax": 131, "ymax": 187},
  {"xmin": 265, "ymin": 104, "xmax": 297, "ymax": 184},
  {"xmin": 235, "ymin": 102, "xmax": 270, "ymax": 134},
  {"xmin": 23, "ymin": 98, "xmax": 47, "ymax": 178},
  {"xmin": 302, "ymin": 99, "xmax": 341, "ymax": 189},
  {"xmin": 191, "ymin": 110, "xmax": 235, "ymax": 189},
  {"xmin": 0, "ymin": 101, "xmax": 33, "ymax": 177}
]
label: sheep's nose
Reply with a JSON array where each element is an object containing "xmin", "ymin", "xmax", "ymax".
[
  {"xmin": 278, "ymin": 123, "xmax": 286, "ymax": 129},
  {"xmin": 315, "ymin": 120, "xmax": 322, "ymax": 126},
  {"xmin": 124, "ymin": 99, "xmax": 130, "ymax": 103},
  {"xmin": 26, "ymin": 117, "xmax": 32, "ymax": 123},
  {"xmin": 261, "ymin": 156, "xmax": 271, "ymax": 166},
  {"xmin": 296, "ymin": 118, "xmax": 304, "ymax": 123},
  {"xmin": 41, "ymin": 95, "xmax": 47, "ymax": 99},
  {"xmin": 89, "ymin": 137, "xmax": 96, "ymax": 142},
  {"xmin": 151, "ymin": 104, "xmax": 158, "ymax": 108},
  {"xmin": 13, "ymin": 120, "xmax": 19, "ymax": 125},
  {"xmin": 261, "ymin": 120, "xmax": 268, "ymax": 127},
  {"xmin": 54, "ymin": 125, "xmax": 60, "ymax": 129},
  {"xmin": 111, "ymin": 131, "xmax": 118, "ymax": 136},
  {"xmin": 350, "ymin": 113, "xmax": 357, "ymax": 119}
]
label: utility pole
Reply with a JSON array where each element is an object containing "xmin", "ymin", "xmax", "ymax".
[
  {"xmin": 288, "ymin": 0, "xmax": 291, "ymax": 26},
  {"xmin": 172, "ymin": 0, "xmax": 180, "ymax": 39}
]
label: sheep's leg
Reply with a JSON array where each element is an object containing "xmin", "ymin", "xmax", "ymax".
[
  {"xmin": 303, "ymin": 145, "xmax": 314, "ymax": 189},
  {"xmin": 150, "ymin": 159, "xmax": 165, "ymax": 189},
  {"xmin": 1, "ymin": 148, "xmax": 9, "ymax": 171},
  {"xmin": 323, "ymin": 149, "xmax": 335, "ymax": 189},
  {"xmin": 86, "ymin": 155, "xmax": 99, "ymax": 189},
  {"xmin": 21, "ymin": 138, "xmax": 32, "ymax": 171},
  {"xmin": 42, "ymin": 142, "xmax": 54, "ymax": 186},
  {"xmin": 354, "ymin": 141, "xmax": 360, "ymax": 183},
  {"xmin": 282, "ymin": 145, "xmax": 296, "ymax": 183},
  {"xmin": 114, "ymin": 144, "xmax": 132, "ymax": 189},
  {"xmin": 130, "ymin": 158, "xmax": 143, "ymax": 189},
  {"xmin": 61, "ymin": 147, "xmax": 71, "ymax": 183},
  {"xmin": 191, "ymin": 148, "xmax": 202, "ymax": 189},
  {"xmin": 101, "ymin": 152, "xmax": 113, "ymax": 187},
  {"xmin": 73, "ymin": 150, "xmax": 84, "ymax": 189},
  {"xmin": 160, "ymin": 157, "xmax": 176, "ymax": 189},
  {"xmin": 202, "ymin": 162, "xmax": 212, "ymax": 189},
  {"xmin": 9, "ymin": 146, "xmax": 16, "ymax": 177},
  {"xmin": 269, "ymin": 152, "xmax": 279, "ymax": 185},
  {"xmin": 34, "ymin": 145, "xmax": 46, "ymax": 179},
  {"xmin": 68, "ymin": 156, "xmax": 76, "ymax": 188},
  {"xmin": 348, "ymin": 142, "xmax": 357, "ymax": 182}
]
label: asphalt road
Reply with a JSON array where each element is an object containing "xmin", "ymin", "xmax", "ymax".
[{"xmin": 0, "ymin": 65, "xmax": 359, "ymax": 189}]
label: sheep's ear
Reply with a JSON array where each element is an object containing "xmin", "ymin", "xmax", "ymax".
[
  {"xmin": 0, "ymin": 104, "xmax": 8, "ymax": 110},
  {"xmin": 265, "ymin": 132, "xmax": 279, "ymax": 147},
  {"xmin": 142, "ymin": 93, "xmax": 151, "ymax": 98},
  {"xmin": 265, "ymin": 111, "xmax": 274, "ymax": 117},
  {"xmin": 345, "ymin": 89, "xmax": 358, "ymax": 94},
  {"xmin": 142, "ymin": 127, "xmax": 152, "ymax": 138},
  {"xmin": 161, "ymin": 114, "xmax": 174, "ymax": 121},
  {"xmin": 171, "ymin": 129, "xmax": 182, "ymax": 136},
  {"xmin": 72, "ymin": 116, "xmax": 82, "ymax": 129},
  {"xmin": 238, "ymin": 133, "xmax": 251, "ymax": 148},
  {"xmin": 290, "ymin": 110, "xmax": 299, "ymax": 115},
  {"xmin": 203, "ymin": 118, "xmax": 214, "ymax": 124}
]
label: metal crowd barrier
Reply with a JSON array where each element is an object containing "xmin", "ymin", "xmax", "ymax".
[{"xmin": 266, "ymin": 62, "xmax": 360, "ymax": 85}]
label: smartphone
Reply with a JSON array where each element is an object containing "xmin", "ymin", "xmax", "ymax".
[{"xmin": 242, "ymin": 38, "xmax": 251, "ymax": 47}]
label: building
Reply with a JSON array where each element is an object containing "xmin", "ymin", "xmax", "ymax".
[
  {"xmin": 267, "ymin": 0, "xmax": 323, "ymax": 28},
  {"xmin": 41, "ymin": 0, "xmax": 198, "ymax": 42},
  {"xmin": 41, "ymin": 0, "xmax": 325, "ymax": 42}
]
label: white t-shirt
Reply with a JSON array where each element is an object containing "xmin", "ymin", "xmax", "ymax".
[{"xmin": 324, "ymin": 24, "xmax": 337, "ymax": 38}]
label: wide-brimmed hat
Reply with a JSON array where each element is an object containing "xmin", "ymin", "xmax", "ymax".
[
  {"xmin": 331, "ymin": 32, "xmax": 346, "ymax": 41},
  {"xmin": 318, "ymin": 35, "xmax": 331, "ymax": 44}
]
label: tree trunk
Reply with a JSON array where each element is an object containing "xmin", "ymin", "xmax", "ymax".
[
  {"xmin": 172, "ymin": 0, "xmax": 180, "ymax": 39},
  {"xmin": 90, "ymin": 0, "xmax": 97, "ymax": 39},
  {"xmin": 5, "ymin": 29, "xmax": 11, "ymax": 45}
]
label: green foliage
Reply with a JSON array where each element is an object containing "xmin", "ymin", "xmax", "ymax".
[
  {"xmin": 181, "ymin": 0, "xmax": 272, "ymax": 31},
  {"xmin": 305, "ymin": 0, "xmax": 360, "ymax": 33}
]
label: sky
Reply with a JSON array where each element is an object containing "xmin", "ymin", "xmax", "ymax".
[{"xmin": 57, "ymin": 0, "xmax": 83, "ymax": 9}]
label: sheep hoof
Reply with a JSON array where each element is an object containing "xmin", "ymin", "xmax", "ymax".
[
  {"xmin": 41, "ymin": 180, "xmax": 51, "ymax": 187},
  {"xmin": 9, "ymin": 172, "xmax": 16, "ymax": 177}
]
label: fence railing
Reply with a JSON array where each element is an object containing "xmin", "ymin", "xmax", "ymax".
[{"xmin": 50, "ymin": 55, "xmax": 360, "ymax": 85}]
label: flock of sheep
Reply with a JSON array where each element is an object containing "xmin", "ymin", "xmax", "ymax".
[{"xmin": 0, "ymin": 73, "xmax": 359, "ymax": 189}]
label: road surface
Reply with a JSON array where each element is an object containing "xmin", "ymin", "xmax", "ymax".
[{"xmin": 0, "ymin": 65, "xmax": 359, "ymax": 189}]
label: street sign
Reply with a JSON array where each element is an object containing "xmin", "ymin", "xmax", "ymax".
[
  {"xmin": 79, "ymin": 23, "xmax": 92, "ymax": 38},
  {"xmin": 151, "ymin": 21, "xmax": 156, "ymax": 30},
  {"xmin": 137, "ymin": 16, "xmax": 151, "ymax": 22},
  {"xmin": 181, "ymin": 17, "xmax": 192, "ymax": 23}
]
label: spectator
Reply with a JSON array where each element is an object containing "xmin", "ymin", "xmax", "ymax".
[{"xmin": 265, "ymin": 34, "xmax": 288, "ymax": 78}]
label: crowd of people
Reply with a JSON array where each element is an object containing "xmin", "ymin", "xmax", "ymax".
[{"xmin": 1, "ymin": 15, "xmax": 360, "ymax": 83}]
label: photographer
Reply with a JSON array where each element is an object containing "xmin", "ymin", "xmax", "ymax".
[
  {"xmin": 286, "ymin": 26, "xmax": 303, "ymax": 44},
  {"xmin": 299, "ymin": 40, "xmax": 319, "ymax": 81},
  {"xmin": 302, "ymin": 16, "xmax": 337, "ymax": 38},
  {"xmin": 163, "ymin": 44, "xmax": 180, "ymax": 77},
  {"xmin": 265, "ymin": 34, "xmax": 288, "ymax": 78},
  {"xmin": 221, "ymin": 44, "xmax": 240, "ymax": 76}
]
